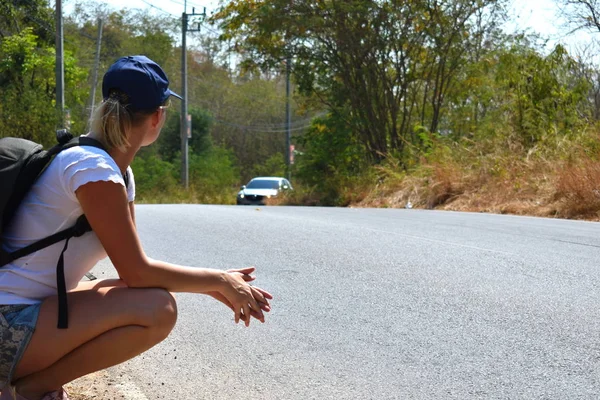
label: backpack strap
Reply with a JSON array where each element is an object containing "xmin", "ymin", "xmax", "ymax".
[
  {"xmin": 56, "ymin": 215, "xmax": 92, "ymax": 329},
  {"xmin": 0, "ymin": 216, "xmax": 91, "ymax": 267}
]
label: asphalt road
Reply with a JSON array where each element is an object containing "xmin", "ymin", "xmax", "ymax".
[{"xmin": 89, "ymin": 205, "xmax": 600, "ymax": 400}]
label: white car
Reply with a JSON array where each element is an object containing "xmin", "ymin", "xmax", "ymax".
[{"xmin": 237, "ymin": 177, "xmax": 293, "ymax": 205}]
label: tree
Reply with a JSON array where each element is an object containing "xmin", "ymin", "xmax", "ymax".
[
  {"xmin": 0, "ymin": 27, "xmax": 87, "ymax": 144},
  {"xmin": 493, "ymin": 43, "xmax": 590, "ymax": 145},
  {"xmin": 294, "ymin": 110, "xmax": 367, "ymax": 204},
  {"xmin": 155, "ymin": 107, "xmax": 213, "ymax": 163},
  {"xmin": 0, "ymin": 0, "xmax": 55, "ymax": 43},
  {"xmin": 213, "ymin": 0, "xmax": 507, "ymax": 164},
  {"xmin": 558, "ymin": 0, "xmax": 600, "ymax": 33}
]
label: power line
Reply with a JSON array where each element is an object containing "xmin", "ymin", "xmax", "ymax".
[
  {"xmin": 188, "ymin": 74, "xmax": 288, "ymax": 104},
  {"xmin": 136, "ymin": 0, "xmax": 219, "ymax": 33},
  {"xmin": 139, "ymin": 0, "xmax": 180, "ymax": 18},
  {"xmin": 165, "ymin": 0, "xmax": 186, "ymax": 6},
  {"xmin": 218, "ymin": 112, "xmax": 326, "ymax": 131},
  {"xmin": 188, "ymin": 88, "xmax": 326, "ymax": 130},
  {"xmin": 186, "ymin": 1, "xmax": 209, "ymax": 11},
  {"xmin": 198, "ymin": 21, "xmax": 220, "ymax": 36},
  {"xmin": 138, "ymin": 0, "xmax": 213, "ymax": 20},
  {"xmin": 211, "ymin": 118, "xmax": 318, "ymax": 133}
]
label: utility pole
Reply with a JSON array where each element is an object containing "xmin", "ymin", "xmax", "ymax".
[
  {"xmin": 88, "ymin": 18, "xmax": 103, "ymax": 121},
  {"xmin": 181, "ymin": 10, "xmax": 189, "ymax": 189},
  {"xmin": 285, "ymin": 1, "xmax": 294, "ymax": 182},
  {"xmin": 285, "ymin": 53, "xmax": 292, "ymax": 181},
  {"xmin": 55, "ymin": 0, "xmax": 65, "ymax": 128},
  {"xmin": 180, "ymin": 5, "xmax": 206, "ymax": 188}
]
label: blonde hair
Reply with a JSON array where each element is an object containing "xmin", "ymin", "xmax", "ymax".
[{"xmin": 90, "ymin": 89, "xmax": 161, "ymax": 151}]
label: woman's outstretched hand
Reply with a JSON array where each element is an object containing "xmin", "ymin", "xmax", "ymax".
[{"xmin": 208, "ymin": 267, "xmax": 273, "ymax": 327}]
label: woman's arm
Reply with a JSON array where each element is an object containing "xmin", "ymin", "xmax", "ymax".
[
  {"xmin": 76, "ymin": 180, "xmax": 271, "ymax": 325},
  {"xmin": 129, "ymin": 201, "xmax": 135, "ymax": 226}
]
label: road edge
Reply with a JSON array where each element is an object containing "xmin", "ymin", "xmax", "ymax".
[{"xmin": 65, "ymin": 370, "xmax": 149, "ymax": 400}]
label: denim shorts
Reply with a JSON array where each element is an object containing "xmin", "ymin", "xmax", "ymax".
[{"xmin": 0, "ymin": 304, "xmax": 41, "ymax": 390}]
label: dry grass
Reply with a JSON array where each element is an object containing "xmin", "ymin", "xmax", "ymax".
[
  {"xmin": 355, "ymin": 134, "xmax": 600, "ymax": 221},
  {"xmin": 555, "ymin": 160, "xmax": 600, "ymax": 219},
  {"xmin": 266, "ymin": 188, "xmax": 323, "ymax": 206}
]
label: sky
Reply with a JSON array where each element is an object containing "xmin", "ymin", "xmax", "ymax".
[
  {"xmin": 508, "ymin": 0, "xmax": 596, "ymax": 54},
  {"xmin": 63, "ymin": 0, "xmax": 598, "ymax": 56},
  {"xmin": 63, "ymin": 0, "xmax": 219, "ymax": 18}
]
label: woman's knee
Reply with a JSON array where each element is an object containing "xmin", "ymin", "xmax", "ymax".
[{"xmin": 138, "ymin": 288, "xmax": 178, "ymax": 338}]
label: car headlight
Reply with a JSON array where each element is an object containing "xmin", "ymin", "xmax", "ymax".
[{"xmin": 238, "ymin": 193, "xmax": 245, "ymax": 198}]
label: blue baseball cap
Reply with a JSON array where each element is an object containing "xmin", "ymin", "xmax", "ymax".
[{"xmin": 102, "ymin": 55, "xmax": 182, "ymax": 111}]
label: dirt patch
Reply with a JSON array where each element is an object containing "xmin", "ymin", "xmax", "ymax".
[{"xmin": 65, "ymin": 371, "xmax": 129, "ymax": 400}]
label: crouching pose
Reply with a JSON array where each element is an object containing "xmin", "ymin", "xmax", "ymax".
[{"xmin": 0, "ymin": 55, "xmax": 272, "ymax": 400}]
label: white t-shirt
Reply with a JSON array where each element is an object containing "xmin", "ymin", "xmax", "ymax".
[{"xmin": 0, "ymin": 145, "xmax": 135, "ymax": 305}]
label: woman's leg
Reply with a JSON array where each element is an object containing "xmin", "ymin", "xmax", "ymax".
[{"xmin": 12, "ymin": 279, "xmax": 177, "ymax": 400}]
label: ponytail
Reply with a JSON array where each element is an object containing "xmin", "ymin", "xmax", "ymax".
[
  {"xmin": 90, "ymin": 90, "xmax": 132, "ymax": 152},
  {"xmin": 90, "ymin": 89, "xmax": 162, "ymax": 151}
]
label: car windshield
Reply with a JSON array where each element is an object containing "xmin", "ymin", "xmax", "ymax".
[{"xmin": 247, "ymin": 180, "xmax": 279, "ymax": 189}]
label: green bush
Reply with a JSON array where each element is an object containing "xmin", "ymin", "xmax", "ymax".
[
  {"xmin": 294, "ymin": 112, "xmax": 368, "ymax": 205},
  {"xmin": 131, "ymin": 154, "xmax": 179, "ymax": 197},
  {"xmin": 250, "ymin": 152, "xmax": 286, "ymax": 179},
  {"xmin": 188, "ymin": 146, "xmax": 240, "ymax": 204}
]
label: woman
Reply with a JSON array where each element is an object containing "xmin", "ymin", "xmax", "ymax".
[{"xmin": 0, "ymin": 55, "xmax": 272, "ymax": 400}]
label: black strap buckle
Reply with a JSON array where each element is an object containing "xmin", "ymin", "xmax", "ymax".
[
  {"xmin": 72, "ymin": 215, "xmax": 91, "ymax": 237},
  {"xmin": 56, "ymin": 129, "xmax": 74, "ymax": 145}
]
